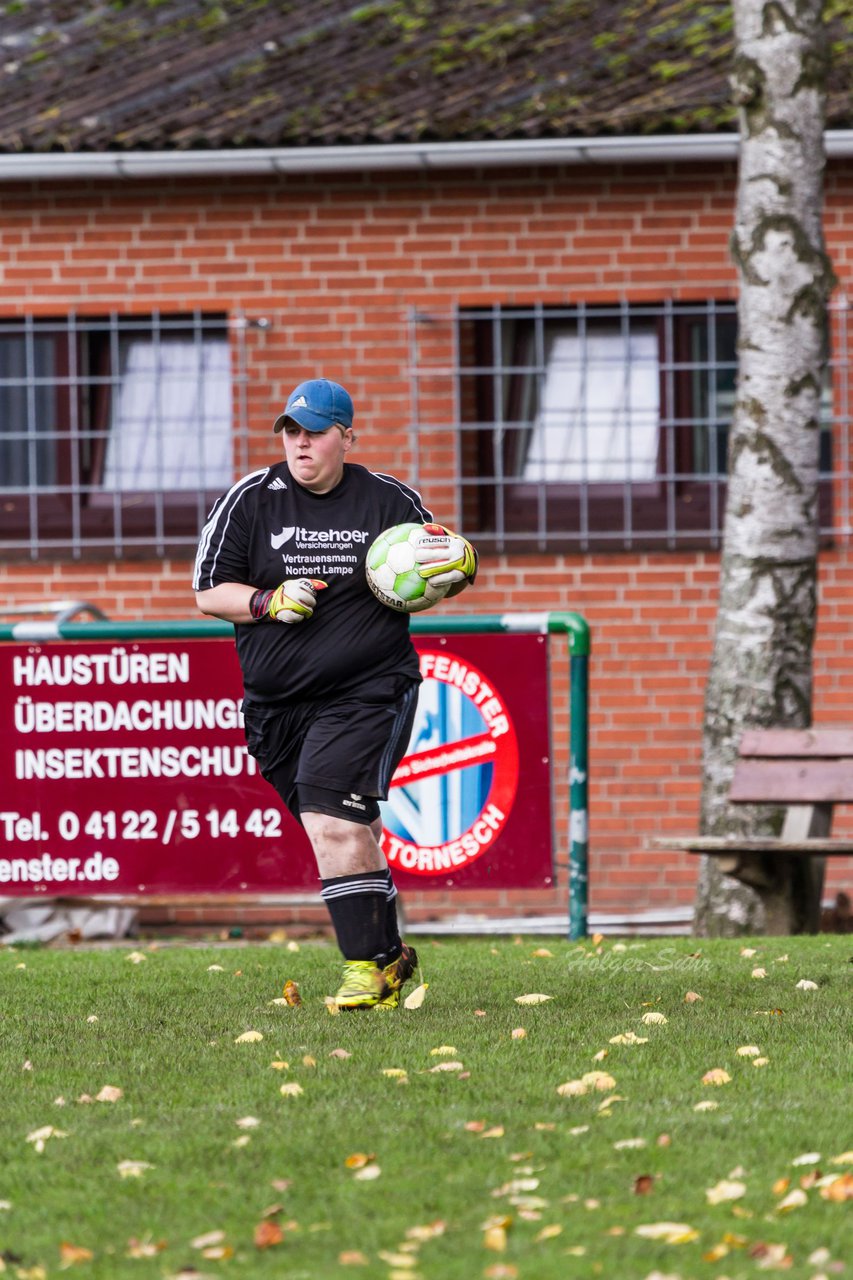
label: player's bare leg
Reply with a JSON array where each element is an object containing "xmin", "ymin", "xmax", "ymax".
[{"xmin": 301, "ymin": 811, "xmax": 386, "ymax": 879}]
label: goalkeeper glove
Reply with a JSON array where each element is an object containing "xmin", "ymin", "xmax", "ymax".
[
  {"xmin": 415, "ymin": 524, "xmax": 478, "ymax": 592},
  {"xmin": 250, "ymin": 578, "xmax": 327, "ymax": 623}
]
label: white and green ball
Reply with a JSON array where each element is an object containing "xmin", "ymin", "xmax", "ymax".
[{"xmin": 366, "ymin": 522, "xmax": 463, "ymax": 613}]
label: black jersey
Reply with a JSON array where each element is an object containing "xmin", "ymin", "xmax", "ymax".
[{"xmin": 193, "ymin": 461, "xmax": 432, "ymax": 704}]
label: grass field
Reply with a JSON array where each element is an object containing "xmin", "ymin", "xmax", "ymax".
[{"xmin": 1, "ymin": 934, "xmax": 851, "ymax": 1279}]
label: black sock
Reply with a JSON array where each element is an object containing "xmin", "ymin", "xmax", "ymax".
[
  {"xmin": 320, "ymin": 870, "xmax": 391, "ymax": 963},
  {"xmin": 382, "ymin": 868, "xmax": 403, "ymax": 964}
]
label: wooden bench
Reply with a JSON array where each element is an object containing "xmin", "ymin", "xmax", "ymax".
[{"xmin": 654, "ymin": 728, "xmax": 853, "ymax": 931}]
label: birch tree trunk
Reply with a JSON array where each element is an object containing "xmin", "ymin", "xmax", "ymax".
[{"xmin": 693, "ymin": 0, "xmax": 835, "ymax": 936}]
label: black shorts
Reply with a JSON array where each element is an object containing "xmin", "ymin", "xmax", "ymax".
[{"xmin": 242, "ymin": 675, "xmax": 419, "ymax": 825}]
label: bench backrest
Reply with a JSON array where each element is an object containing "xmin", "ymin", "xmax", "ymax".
[{"xmin": 729, "ymin": 729, "xmax": 853, "ymax": 804}]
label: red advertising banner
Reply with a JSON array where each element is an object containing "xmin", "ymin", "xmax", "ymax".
[{"xmin": 0, "ymin": 634, "xmax": 553, "ymax": 895}]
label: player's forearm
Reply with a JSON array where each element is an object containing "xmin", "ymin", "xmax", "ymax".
[{"xmin": 195, "ymin": 582, "xmax": 257, "ymax": 624}]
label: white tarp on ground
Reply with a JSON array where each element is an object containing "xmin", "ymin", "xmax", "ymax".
[{"xmin": 0, "ymin": 900, "xmax": 136, "ymax": 944}]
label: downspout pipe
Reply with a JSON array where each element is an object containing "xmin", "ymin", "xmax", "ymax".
[{"xmin": 1, "ymin": 131, "xmax": 853, "ymax": 181}]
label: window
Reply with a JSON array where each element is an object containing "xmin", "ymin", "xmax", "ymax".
[
  {"xmin": 450, "ymin": 303, "xmax": 835, "ymax": 551},
  {"xmin": 0, "ymin": 313, "xmax": 239, "ymax": 558}
]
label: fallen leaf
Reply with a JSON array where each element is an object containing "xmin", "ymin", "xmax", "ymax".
[
  {"xmin": 820, "ymin": 1172, "xmax": 853, "ymax": 1201},
  {"xmin": 430, "ymin": 1045, "xmax": 458, "ymax": 1056},
  {"xmin": 740, "ymin": 947, "xmax": 758, "ymax": 957},
  {"xmin": 633, "ymin": 1175, "xmax": 655, "ymax": 1195},
  {"xmin": 201, "ymin": 1245, "xmax": 234, "ymax": 1261},
  {"xmin": 693, "ymin": 1100, "xmax": 719, "ymax": 1111},
  {"xmin": 609, "ymin": 1031, "xmax": 648, "ymax": 1045},
  {"xmin": 381, "ymin": 1068, "xmax": 408, "ymax": 1078},
  {"xmin": 378, "ymin": 1249, "xmax": 416, "ymax": 1267},
  {"xmin": 701, "ymin": 1068, "xmax": 731, "ymax": 1086},
  {"xmin": 483, "ymin": 1265, "xmax": 518, "ymax": 1278},
  {"xmin": 339, "ymin": 1251, "xmax": 369, "ymax": 1265},
  {"xmin": 59, "ymin": 1242, "xmax": 94, "ymax": 1267},
  {"xmin": 126, "ymin": 951, "xmax": 147, "ymax": 964},
  {"xmin": 684, "ymin": 991, "xmax": 703, "ymax": 1002},
  {"xmin": 792, "ymin": 1152, "xmax": 821, "ymax": 1166},
  {"xmin": 752, "ymin": 1057, "xmax": 770, "ymax": 1067},
  {"xmin": 514, "ymin": 994, "xmax": 552, "ymax": 1005},
  {"xmin": 592, "ymin": 1048, "xmax": 609, "ymax": 1062},
  {"xmin": 344, "ymin": 1153, "xmax": 374, "ymax": 1169},
  {"xmin": 282, "ymin": 980, "xmax": 302, "ymax": 1006},
  {"xmin": 117, "ymin": 1160, "xmax": 153, "ymax": 1178},
  {"xmin": 236, "ymin": 1116, "xmax": 260, "ymax": 1130},
  {"xmin": 736, "ymin": 1045, "xmax": 761, "ymax": 1057},
  {"xmin": 583, "ymin": 1070, "xmax": 617, "ymax": 1091},
  {"xmin": 492, "ymin": 1178, "xmax": 539, "ymax": 1197},
  {"xmin": 96, "ymin": 1085, "xmax": 123, "ymax": 1103},
  {"xmin": 795, "ymin": 979, "xmax": 818, "ymax": 991},
  {"xmin": 125, "ymin": 1238, "xmax": 166, "ymax": 1258},
  {"xmin": 254, "ymin": 1220, "xmax": 284, "ymax": 1249},
  {"xmin": 207, "ymin": 965, "xmax": 224, "ymax": 972},
  {"xmin": 235, "ymin": 1030, "xmax": 264, "ymax": 1043},
  {"xmin": 279, "ymin": 1082, "xmax": 303, "ymax": 1097},
  {"xmin": 557, "ymin": 1079, "xmax": 588, "ymax": 1098},
  {"xmin": 706, "ymin": 1179, "xmax": 747, "ymax": 1204},
  {"xmin": 353, "ymin": 1163, "xmax": 381, "ymax": 1181},
  {"xmin": 191, "ymin": 1231, "xmax": 225, "ymax": 1250},
  {"xmin": 531, "ymin": 948, "xmax": 553, "ymax": 958},
  {"xmin": 635, "ymin": 1221, "xmax": 698, "ymax": 1243},
  {"xmin": 749, "ymin": 1242, "xmax": 793, "ymax": 1268},
  {"xmin": 324, "ymin": 996, "xmax": 341, "ymax": 1016},
  {"xmin": 270, "ymin": 1060, "xmax": 289, "ymax": 1070},
  {"xmin": 751, "ymin": 967, "xmax": 768, "ymax": 979},
  {"xmin": 329, "ymin": 1049, "xmax": 351, "ymax": 1059},
  {"xmin": 830, "ymin": 1150, "xmax": 853, "ymax": 1164},
  {"xmin": 482, "ymin": 1225, "xmax": 508, "ymax": 1252},
  {"xmin": 429, "ymin": 1061, "xmax": 464, "ymax": 1073},
  {"xmin": 405, "ymin": 1221, "xmax": 446, "ymax": 1242},
  {"xmin": 511, "ymin": 1028, "xmax": 527, "ymax": 1040},
  {"xmin": 479, "ymin": 1126, "xmax": 505, "ymax": 1139},
  {"xmin": 776, "ymin": 1189, "xmax": 807, "ymax": 1213},
  {"xmin": 403, "ymin": 983, "xmax": 428, "ymax": 1010},
  {"xmin": 26, "ymin": 1125, "xmax": 68, "ymax": 1153},
  {"xmin": 302, "ymin": 1055, "xmax": 316, "ymax": 1068},
  {"xmin": 533, "ymin": 1224, "xmax": 562, "ymax": 1241},
  {"xmin": 613, "ymin": 1138, "xmax": 646, "ymax": 1150},
  {"xmin": 641, "ymin": 1012, "xmax": 668, "ymax": 1025}
]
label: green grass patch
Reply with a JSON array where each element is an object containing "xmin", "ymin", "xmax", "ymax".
[{"xmin": 1, "ymin": 935, "xmax": 851, "ymax": 1278}]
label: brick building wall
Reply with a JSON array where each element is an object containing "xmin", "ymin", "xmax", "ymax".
[{"xmin": 2, "ymin": 159, "xmax": 851, "ymax": 931}]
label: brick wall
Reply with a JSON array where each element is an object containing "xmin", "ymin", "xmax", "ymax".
[{"xmin": 2, "ymin": 159, "xmax": 851, "ymax": 931}]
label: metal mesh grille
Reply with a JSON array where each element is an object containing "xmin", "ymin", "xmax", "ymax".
[
  {"xmin": 0, "ymin": 312, "xmax": 250, "ymax": 560},
  {"xmin": 409, "ymin": 300, "xmax": 852, "ymax": 552}
]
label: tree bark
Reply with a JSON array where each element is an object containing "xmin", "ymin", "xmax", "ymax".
[{"xmin": 693, "ymin": 0, "xmax": 835, "ymax": 936}]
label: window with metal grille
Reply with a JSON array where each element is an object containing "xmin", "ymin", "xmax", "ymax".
[
  {"xmin": 0, "ymin": 313, "xmax": 247, "ymax": 559},
  {"xmin": 409, "ymin": 301, "xmax": 845, "ymax": 552}
]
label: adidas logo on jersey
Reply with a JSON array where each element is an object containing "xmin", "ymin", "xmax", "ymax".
[{"xmin": 267, "ymin": 477, "xmax": 287, "ymax": 490}]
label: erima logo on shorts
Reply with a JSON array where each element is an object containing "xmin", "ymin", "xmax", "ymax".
[
  {"xmin": 342, "ymin": 793, "xmax": 367, "ymax": 811},
  {"xmin": 271, "ymin": 526, "xmax": 369, "ymax": 549}
]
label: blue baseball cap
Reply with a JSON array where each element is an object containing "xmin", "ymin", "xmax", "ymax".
[{"xmin": 273, "ymin": 379, "xmax": 354, "ymax": 434}]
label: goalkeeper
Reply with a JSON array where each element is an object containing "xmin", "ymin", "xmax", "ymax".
[{"xmin": 193, "ymin": 378, "xmax": 476, "ymax": 1010}]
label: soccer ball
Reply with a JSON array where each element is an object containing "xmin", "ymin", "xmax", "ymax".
[{"xmin": 365, "ymin": 522, "xmax": 468, "ymax": 613}]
